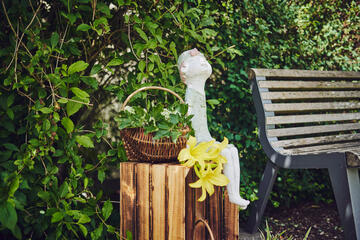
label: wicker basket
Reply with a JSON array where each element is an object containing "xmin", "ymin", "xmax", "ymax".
[{"xmin": 120, "ymin": 86, "xmax": 189, "ymax": 163}]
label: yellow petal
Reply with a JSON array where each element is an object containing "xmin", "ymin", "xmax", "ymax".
[
  {"xmin": 192, "ymin": 140, "xmax": 215, "ymax": 156},
  {"xmin": 197, "ymin": 186, "xmax": 207, "ymax": 202},
  {"xmin": 203, "ymin": 180, "xmax": 214, "ymax": 196},
  {"xmin": 178, "ymin": 148, "xmax": 191, "ymax": 162},
  {"xmin": 187, "ymin": 136, "xmax": 197, "ymax": 148},
  {"xmin": 209, "ymin": 173, "xmax": 229, "ymax": 186},
  {"xmin": 189, "ymin": 179, "xmax": 202, "ymax": 188},
  {"xmin": 217, "ymin": 137, "xmax": 228, "ymax": 151}
]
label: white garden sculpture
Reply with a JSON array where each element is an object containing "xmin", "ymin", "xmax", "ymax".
[{"xmin": 178, "ymin": 48, "xmax": 250, "ymax": 209}]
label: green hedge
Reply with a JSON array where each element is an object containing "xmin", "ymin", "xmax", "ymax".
[{"xmin": 0, "ymin": 0, "xmax": 358, "ymax": 238}]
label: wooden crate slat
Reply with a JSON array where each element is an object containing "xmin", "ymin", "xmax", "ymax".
[
  {"xmin": 185, "ymin": 168, "xmax": 196, "ymax": 240},
  {"xmin": 259, "ymin": 80, "xmax": 360, "ymax": 89},
  {"xmin": 267, "ymin": 122, "xmax": 360, "ymax": 137},
  {"xmin": 264, "ymin": 102, "xmax": 360, "ymax": 113},
  {"xmin": 261, "ymin": 91, "xmax": 360, "ymax": 100},
  {"xmin": 224, "ymin": 191, "xmax": 239, "ymax": 240},
  {"xmin": 120, "ymin": 162, "xmax": 136, "ymax": 239},
  {"xmin": 136, "ymin": 163, "xmax": 150, "ymax": 240},
  {"xmin": 193, "ymin": 186, "xmax": 206, "ymax": 239},
  {"xmin": 151, "ymin": 164, "xmax": 166, "ymax": 240},
  {"xmin": 167, "ymin": 165, "xmax": 189, "ymax": 239},
  {"xmin": 266, "ymin": 112, "xmax": 360, "ymax": 125},
  {"xmin": 209, "ymin": 186, "xmax": 222, "ymax": 240}
]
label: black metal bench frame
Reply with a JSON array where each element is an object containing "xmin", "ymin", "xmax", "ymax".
[{"xmin": 246, "ymin": 69, "xmax": 360, "ymax": 240}]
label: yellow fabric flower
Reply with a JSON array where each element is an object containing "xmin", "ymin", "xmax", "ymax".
[
  {"xmin": 190, "ymin": 165, "xmax": 230, "ymax": 201},
  {"xmin": 178, "ymin": 136, "xmax": 230, "ymax": 201}
]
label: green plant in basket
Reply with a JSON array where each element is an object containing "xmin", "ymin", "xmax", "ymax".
[{"xmin": 115, "ymin": 101, "xmax": 193, "ymax": 143}]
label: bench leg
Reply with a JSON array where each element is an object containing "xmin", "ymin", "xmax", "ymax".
[
  {"xmin": 246, "ymin": 161, "xmax": 279, "ymax": 234},
  {"xmin": 329, "ymin": 166, "xmax": 360, "ymax": 240}
]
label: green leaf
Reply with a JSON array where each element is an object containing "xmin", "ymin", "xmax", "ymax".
[
  {"xmin": 51, "ymin": 212, "xmax": 65, "ymax": 223},
  {"xmin": 81, "ymin": 76, "xmax": 98, "ymax": 89},
  {"xmin": 39, "ymin": 107, "xmax": 53, "ymax": 114},
  {"xmin": 102, "ymin": 200, "xmax": 113, "ymax": 221},
  {"xmin": 68, "ymin": 61, "xmax": 89, "ymax": 75},
  {"xmin": 78, "ymin": 214, "xmax": 91, "ymax": 224},
  {"xmin": 7, "ymin": 94, "xmax": 14, "ymax": 107},
  {"xmin": 138, "ymin": 60, "xmax": 146, "ymax": 72},
  {"xmin": 51, "ymin": 32, "xmax": 59, "ymax": 48},
  {"xmin": 61, "ymin": 117, "xmax": 74, "ymax": 133},
  {"xmin": 78, "ymin": 224, "xmax": 88, "ymax": 237},
  {"xmin": 75, "ymin": 135, "xmax": 94, "ymax": 148},
  {"xmin": 6, "ymin": 108, "xmax": 14, "ymax": 120},
  {"xmin": 76, "ymin": 24, "xmax": 91, "ymax": 32},
  {"xmin": 0, "ymin": 201, "xmax": 17, "ymax": 233},
  {"xmin": 91, "ymin": 224, "xmax": 103, "ymax": 240},
  {"xmin": 135, "ymin": 27, "xmax": 148, "ymax": 42},
  {"xmin": 90, "ymin": 64, "xmax": 102, "ymax": 75},
  {"xmin": 58, "ymin": 98, "xmax": 68, "ymax": 104},
  {"xmin": 59, "ymin": 182, "xmax": 69, "ymax": 198},
  {"xmin": 9, "ymin": 176, "xmax": 20, "ymax": 197},
  {"xmin": 3, "ymin": 143, "xmax": 19, "ymax": 152},
  {"xmin": 71, "ymin": 87, "xmax": 89, "ymax": 99},
  {"xmin": 66, "ymin": 98, "xmax": 84, "ymax": 117},
  {"xmin": 37, "ymin": 191, "xmax": 50, "ymax": 201},
  {"xmin": 98, "ymin": 169, "xmax": 105, "ymax": 183},
  {"xmin": 106, "ymin": 58, "xmax": 124, "ymax": 67}
]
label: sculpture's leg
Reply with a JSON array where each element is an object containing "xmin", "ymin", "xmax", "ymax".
[
  {"xmin": 328, "ymin": 166, "xmax": 359, "ymax": 240},
  {"xmin": 246, "ymin": 161, "xmax": 279, "ymax": 234},
  {"xmin": 223, "ymin": 147, "xmax": 250, "ymax": 208}
]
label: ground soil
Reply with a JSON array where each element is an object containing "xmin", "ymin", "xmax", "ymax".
[{"xmin": 263, "ymin": 202, "xmax": 344, "ymax": 239}]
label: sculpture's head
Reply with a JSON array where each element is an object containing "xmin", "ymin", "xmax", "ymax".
[{"xmin": 177, "ymin": 48, "xmax": 212, "ymax": 85}]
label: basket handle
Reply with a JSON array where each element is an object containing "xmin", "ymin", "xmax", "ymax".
[
  {"xmin": 120, "ymin": 86, "xmax": 184, "ymax": 111},
  {"xmin": 192, "ymin": 218, "xmax": 215, "ymax": 240}
]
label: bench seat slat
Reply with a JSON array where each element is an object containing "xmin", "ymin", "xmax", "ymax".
[
  {"xmin": 272, "ymin": 133, "xmax": 360, "ymax": 148},
  {"xmin": 267, "ymin": 112, "xmax": 360, "ymax": 125},
  {"xmin": 280, "ymin": 141, "xmax": 360, "ymax": 155},
  {"xmin": 259, "ymin": 81, "xmax": 360, "ymax": 89},
  {"xmin": 264, "ymin": 102, "xmax": 360, "ymax": 112},
  {"xmin": 267, "ymin": 123, "xmax": 360, "ymax": 137},
  {"xmin": 261, "ymin": 91, "xmax": 360, "ymax": 100}
]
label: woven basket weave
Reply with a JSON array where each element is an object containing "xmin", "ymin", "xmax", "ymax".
[{"xmin": 120, "ymin": 86, "xmax": 188, "ymax": 163}]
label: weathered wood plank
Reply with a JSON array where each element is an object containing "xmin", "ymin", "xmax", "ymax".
[
  {"xmin": 267, "ymin": 123, "xmax": 360, "ymax": 137},
  {"xmin": 167, "ymin": 165, "xmax": 189, "ymax": 240},
  {"xmin": 259, "ymin": 80, "xmax": 360, "ymax": 89},
  {"xmin": 151, "ymin": 164, "xmax": 166, "ymax": 240},
  {"xmin": 185, "ymin": 168, "xmax": 196, "ymax": 240},
  {"xmin": 264, "ymin": 102, "xmax": 360, "ymax": 112},
  {"xmin": 261, "ymin": 91, "xmax": 360, "ymax": 100},
  {"xmin": 266, "ymin": 112, "xmax": 360, "ymax": 125},
  {"xmin": 272, "ymin": 133, "xmax": 360, "ymax": 148},
  {"xmin": 223, "ymin": 190, "xmax": 239, "ymax": 240},
  {"xmin": 249, "ymin": 68, "xmax": 360, "ymax": 79},
  {"xmin": 281, "ymin": 141, "xmax": 360, "ymax": 155},
  {"xmin": 194, "ymin": 188, "xmax": 206, "ymax": 239},
  {"xmin": 137, "ymin": 163, "xmax": 150, "ymax": 240},
  {"xmin": 120, "ymin": 162, "xmax": 136, "ymax": 239},
  {"xmin": 209, "ymin": 187, "xmax": 222, "ymax": 240},
  {"xmin": 346, "ymin": 150, "xmax": 360, "ymax": 167}
]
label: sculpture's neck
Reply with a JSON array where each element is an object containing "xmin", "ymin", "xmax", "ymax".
[{"xmin": 186, "ymin": 77, "xmax": 207, "ymax": 96}]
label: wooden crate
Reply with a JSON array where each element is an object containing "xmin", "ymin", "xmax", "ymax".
[{"xmin": 120, "ymin": 162, "xmax": 239, "ymax": 240}]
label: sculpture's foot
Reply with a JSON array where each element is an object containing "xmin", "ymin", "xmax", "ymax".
[{"xmin": 228, "ymin": 195, "xmax": 250, "ymax": 209}]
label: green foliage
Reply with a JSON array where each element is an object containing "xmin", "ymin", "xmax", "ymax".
[
  {"xmin": 115, "ymin": 102, "xmax": 193, "ymax": 142},
  {"xmin": 0, "ymin": 0, "xmax": 358, "ymax": 238}
]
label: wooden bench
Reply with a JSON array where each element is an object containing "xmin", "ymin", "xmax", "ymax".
[{"xmin": 246, "ymin": 69, "xmax": 360, "ymax": 240}]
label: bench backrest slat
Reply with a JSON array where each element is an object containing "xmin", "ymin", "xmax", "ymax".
[
  {"xmin": 251, "ymin": 68, "xmax": 360, "ymax": 153},
  {"xmin": 267, "ymin": 123, "xmax": 360, "ymax": 137},
  {"xmin": 258, "ymin": 80, "xmax": 360, "ymax": 89},
  {"xmin": 264, "ymin": 102, "xmax": 360, "ymax": 112}
]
